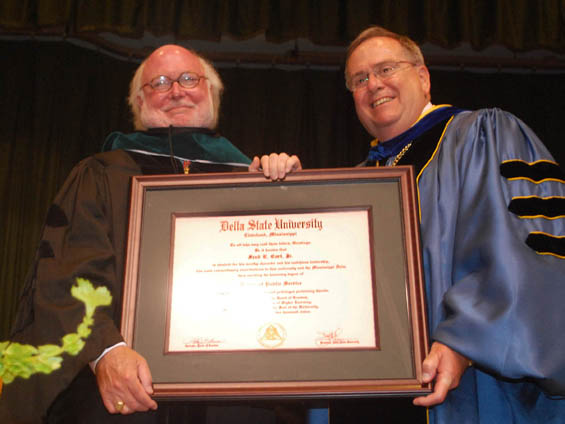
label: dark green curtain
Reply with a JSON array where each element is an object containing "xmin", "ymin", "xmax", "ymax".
[
  {"xmin": 0, "ymin": 41, "xmax": 137, "ymax": 339},
  {"xmin": 1, "ymin": 40, "xmax": 565, "ymax": 339},
  {"xmin": 1, "ymin": 0, "xmax": 565, "ymax": 52}
]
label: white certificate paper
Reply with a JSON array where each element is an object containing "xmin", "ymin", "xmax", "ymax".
[{"xmin": 167, "ymin": 209, "xmax": 377, "ymax": 352}]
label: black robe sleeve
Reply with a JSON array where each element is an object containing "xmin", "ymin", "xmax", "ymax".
[
  {"xmin": 1, "ymin": 150, "xmax": 140, "ymax": 423},
  {"xmin": 1, "ymin": 148, "xmax": 249, "ymax": 423}
]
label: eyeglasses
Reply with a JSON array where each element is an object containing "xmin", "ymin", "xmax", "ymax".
[
  {"xmin": 142, "ymin": 71, "xmax": 207, "ymax": 92},
  {"xmin": 346, "ymin": 61, "xmax": 416, "ymax": 91}
]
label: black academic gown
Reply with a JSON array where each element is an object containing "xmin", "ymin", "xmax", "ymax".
[{"xmin": 1, "ymin": 146, "xmax": 305, "ymax": 423}]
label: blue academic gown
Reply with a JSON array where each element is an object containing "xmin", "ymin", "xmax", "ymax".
[{"xmin": 401, "ymin": 108, "xmax": 565, "ymax": 423}]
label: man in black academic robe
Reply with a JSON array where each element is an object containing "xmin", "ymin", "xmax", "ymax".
[{"xmin": 0, "ymin": 44, "xmax": 302, "ymax": 424}]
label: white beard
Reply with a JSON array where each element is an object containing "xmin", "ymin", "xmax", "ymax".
[{"xmin": 140, "ymin": 103, "xmax": 214, "ymax": 129}]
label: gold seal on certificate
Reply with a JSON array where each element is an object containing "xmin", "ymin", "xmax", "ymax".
[{"xmin": 257, "ymin": 323, "xmax": 287, "ymax": 349}]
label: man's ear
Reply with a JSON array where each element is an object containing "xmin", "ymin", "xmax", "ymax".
[
  {"xmin": 136, "ymin": 93, "xmax": 144, "ymax": 109},
  {"xmin": 417, "ymin": 65, "xmax": 431, "ymax": 95}
]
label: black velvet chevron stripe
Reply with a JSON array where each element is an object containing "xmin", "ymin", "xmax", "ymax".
[
  {"xmin": 45, "ymin": 204, "xmax": 69, "ymax": 227},
  {"xmin": 500, "ymin": 160, "xmax": 565, "ymax": 182},
  {"xmin": 38, "ymin": 240, "xmax": 55, "ymax": 259},
  {"xmin": 526, "ymin": 233, "xmax": 565, "ymax": 257},
  {"xmin": 508, "ymin": 197, "xmax": 565, "ymax": 218}
]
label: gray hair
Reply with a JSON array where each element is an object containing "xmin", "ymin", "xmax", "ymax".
[{"xmin": 128, "ymin": 48, "xmax": 224, "ymax": 130}]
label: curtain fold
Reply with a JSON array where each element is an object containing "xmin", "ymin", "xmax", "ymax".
[{"xmin": 1, "ymin": 0, "xmax": 564, "ymax": 52}]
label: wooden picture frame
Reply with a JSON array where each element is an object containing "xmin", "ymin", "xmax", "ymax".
[{"xmin": 121, "ymin": 167, "xmax": 430, "ymax": 399}]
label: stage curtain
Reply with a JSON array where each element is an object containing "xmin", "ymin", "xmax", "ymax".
[{"xmin": 1, "ymin": 0, "xmax": 564, "ymax": 52}]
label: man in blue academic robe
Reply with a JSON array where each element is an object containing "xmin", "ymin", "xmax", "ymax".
[{"xmin": 342, "ymin": 25, "xmax": 565, "ymax": 423}]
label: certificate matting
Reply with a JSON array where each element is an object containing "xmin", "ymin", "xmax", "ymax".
[{"xmin": 122, "ymin": 167, "xmax": 429, "ymax": 398}]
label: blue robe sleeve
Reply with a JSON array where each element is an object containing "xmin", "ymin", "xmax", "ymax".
[{"xmin": 417, "ymin": 108, "xmax": 565, "ymax": 396}]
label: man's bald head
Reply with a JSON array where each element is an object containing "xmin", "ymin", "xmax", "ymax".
[{"xmin": 129, "ymin": 45, "xmax": 223, "ymax": 130}]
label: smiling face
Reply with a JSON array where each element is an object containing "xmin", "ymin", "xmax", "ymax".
[
  {"xmin": 347, "ymin": 37, "xmax": 431, "ymax": 141},
  {"xmin": 137, "ymin": 45, "xmax": 214, "ymax": 129}
]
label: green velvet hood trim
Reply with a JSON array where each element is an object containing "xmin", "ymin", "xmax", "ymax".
[{"xmin": 102, "ymin": 127, "xmax": 251, "ymax": 166}]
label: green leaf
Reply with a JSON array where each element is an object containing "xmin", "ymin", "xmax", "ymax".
[
  {"xmin": 0, "ymin": 278, "xmax": 113, "ymax": 384},
  {"xmin": 44, "ymin": 356, "xmax": 63, "ymax": 370},
  {"xmin": 6, "ymin": 359, "xmax": 35, "ymax": 379},
  {"xmin": 71, "ymin": 278, "xmax": 112, "ymax": 316},
  {"xmin": 68, "ymin": 339, "xmax": 85, "ymax": 356},
  {"xmin": 4, "ymin": 343, "xmax": 38, "ymax": 357},
  {"xmin": 62, "ymin": 334, "xmax": 85, "ymax": 356},
  {"xmin": 77, "ymin": 321, "xmax": 92, "ymax": 338},
  {"xmin": 32, "ymin": 360, "xmax": 56, "ymax": 374},
  {"xmin": 34, "ymin": 355, "xmax": 63, "ymax": 373},
  {"xmin": 2, "ymin": 371, "xmax": 15, "ymax": 384},
  {"xmin": 37, "ymin": 344, "xmax": 63, "ymax": 357},
  {"xmin": 62, "ymin": 333, "xmax": 80, "ymax": 350}
]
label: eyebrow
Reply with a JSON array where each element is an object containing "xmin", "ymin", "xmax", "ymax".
[
  {"xmin": 350, "ymin": 70, "xmax": 368, "ymax": 78},
  {"xmin": 350, "ymin": 61, "xmax": 389, "ymax": 77}
]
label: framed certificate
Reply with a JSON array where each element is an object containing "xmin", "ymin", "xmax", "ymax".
[{"xmin": 121, "ymin": 167, "xmax": 430, "ymax": 399}]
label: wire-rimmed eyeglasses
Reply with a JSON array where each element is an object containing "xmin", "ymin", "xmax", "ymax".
[
  {"xmin": 346, "ymin": 61, "xmax": 416, "ymax": 92},
  {"xmin": 142, "ymin": 71, "xmax": 207, "ymax": 92}
]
